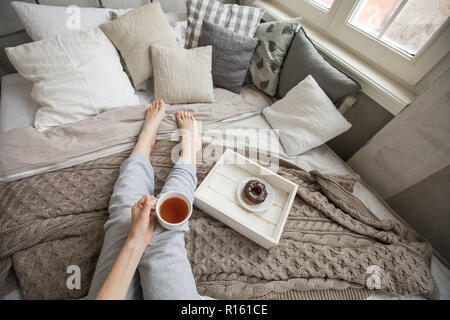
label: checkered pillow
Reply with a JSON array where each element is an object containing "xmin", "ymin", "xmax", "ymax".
[{"xmin": 186, "ymin": 0, "xmax": 264, "ymax": 48}]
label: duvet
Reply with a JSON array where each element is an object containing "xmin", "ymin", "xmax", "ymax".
[{"xmin": 0, "ymin": 100, "xmax": 439, "ymax": 300}]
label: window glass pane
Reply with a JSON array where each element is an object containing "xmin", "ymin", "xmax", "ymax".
[
  {"xmin": 350, "ymin": 0, "xmax": 403, "ymax": 35},
  {"xmin": 382, "ymin": 0, "xmax": 450, "ymax": 55},
  {"xmin": 349, "ymin": 0, "xmax": 450, "ymax": 55},
  {"xmin": 308, "ymin": 0, "xmax": 335, "ymax": 10}
]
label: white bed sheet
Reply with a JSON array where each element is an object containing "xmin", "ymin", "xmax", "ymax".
[{"xmin": 0, "ymin": 73, "xmax": 448, "ymax": 300}]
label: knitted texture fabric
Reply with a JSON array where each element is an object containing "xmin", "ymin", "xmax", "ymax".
[{"xmin": 0, "ymin": 140, "xmax": 438, "ymax": 299}]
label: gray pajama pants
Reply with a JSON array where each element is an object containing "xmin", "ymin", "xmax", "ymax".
[{"xmin": 87, "ymin": 152, "xmax": 200, "ymax": 300}]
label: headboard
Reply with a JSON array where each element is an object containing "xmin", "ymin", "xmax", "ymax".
[
  {"xmin": 0, "ymin": 0, "xmax": 239, "ymax": 37},
  {"xmin": 0, "ymin": 0, "xmax": 188, "ymax": 37},
  {"xmin": 0, "ymin": 0, "xmax": 237, "ymax": 75}
]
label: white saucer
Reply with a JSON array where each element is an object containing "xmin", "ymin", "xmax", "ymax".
[{"xmin": 236, "ymin": 177, "xmax": 274, "ymax": 213}]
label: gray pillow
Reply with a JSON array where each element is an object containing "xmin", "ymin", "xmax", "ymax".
[
  {"xmin": 199, "ymin": 20, "xmax": 257, "ymax": 93},
  {"xmin": 1, "ymin": 30, "xmax": 32, "ymax": 74},
  {"xmin": 249, "ymin": 18, "xmax": 301, "ymax": 96},
  {"xmin": 277, "ymin": 28, "xmax": 360, "ymax": 103}
]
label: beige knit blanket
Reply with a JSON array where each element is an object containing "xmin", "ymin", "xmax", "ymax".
[{"xmin": 0, "ymin": 141, "xmax": 438, "ymax": 300}]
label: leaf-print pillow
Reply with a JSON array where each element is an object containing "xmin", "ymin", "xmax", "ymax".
[{"xmin": 249, "ymin": 18, "xmax": 301, "ymax": 96}]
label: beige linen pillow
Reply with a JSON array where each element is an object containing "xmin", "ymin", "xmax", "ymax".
[
  {"xmin": 151, "ymin": 45, "xmax": 215, "ymax": 104},
  {"xmin": 100, "ymin": 2, "xmax": 178, "ymax": 87}
]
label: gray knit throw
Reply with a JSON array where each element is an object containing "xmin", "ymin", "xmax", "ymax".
[{"xmin": 0, "ymin": 140, "xmax": 438, "ymax": 299}]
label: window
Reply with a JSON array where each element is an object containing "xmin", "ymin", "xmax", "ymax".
[
  {"xmin": 270, "ymin": 0, "xmax": 450, "ymax": 88},
  {"xmin": 308, "ymin": 0, "xmax": 335, "ymax": 11},
  {"xmin": 349, "ymin": 0, "xmax": 450, "ymax": 56}
]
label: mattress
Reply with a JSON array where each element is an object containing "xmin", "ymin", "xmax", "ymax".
[{"xmin": 0, "ymin": 73, "xmax": 448, "ymax": 300}]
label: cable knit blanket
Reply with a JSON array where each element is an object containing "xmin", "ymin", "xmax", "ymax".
[{"xmin": 0, "ymin": 140, "xmax": 438, "ymax": 300}]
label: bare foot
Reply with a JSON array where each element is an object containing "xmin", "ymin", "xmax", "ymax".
[
  {"xmin": 142, "ymin": 100, "xmax": 165, "ymax": 144},
  {"xmin": 176, "ymin": 110, "xmax": 200, "ymax": 165},
  {"xmin": 133, "ymin": 100, "xmax": 165, "ymax": 157}
]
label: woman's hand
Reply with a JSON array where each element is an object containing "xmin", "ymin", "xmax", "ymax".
[
  {"xmin": 128, "ymin": 195, "xmax": 157, "ymax": 247},
  {"xmin": 95, "ymin": 195, "xmax": 157, "ymax": 300}
]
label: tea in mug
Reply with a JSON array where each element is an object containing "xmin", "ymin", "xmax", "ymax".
[{"xmin": 159, "ymin": 197, "xmax": 189, "ymax": 224}]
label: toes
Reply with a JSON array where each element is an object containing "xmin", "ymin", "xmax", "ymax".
[
  {"xmin": 151, "ymin": 100, "xmax": 164, "ymax": 110},
  {"xmin": 176, "ymin": 111, "xmax": 183, "ymax": 124},
  {"xmin": 176, "ymin": 110, "xmax": 195, "ymax": 121}
]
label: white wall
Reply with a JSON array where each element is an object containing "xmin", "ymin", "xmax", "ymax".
[{"xmin": 348, "ymin": 68, "xmax": 450, "ymax": 199}]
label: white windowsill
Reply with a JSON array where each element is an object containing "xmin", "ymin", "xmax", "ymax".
[{"xmin": 254, "ymin": 0, "xmax": 416, "ymax": 115}]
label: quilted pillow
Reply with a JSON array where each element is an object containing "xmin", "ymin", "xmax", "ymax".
[
  {"xmin": 11, "ymin": 1, "xmax": 131, "ymax": 41},
  {"xmin": 249, "ymin": 18, "xmax": 301, "ymax": 96},
  {"xmin": 185, "ymin": 0, "xmax": 264, "ymax": 48},
  {"xmin": 11, "ymin": 1, "xmax": 187, "ymax": 49}
]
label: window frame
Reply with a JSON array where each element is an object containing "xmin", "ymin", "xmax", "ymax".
[
  {"xmin": 304, "ymin": 0, "xmax": 335, "ymax": 13},
  {"xmin": 270, "ymin": 0, "xmax": 450, "ymax": 88}
]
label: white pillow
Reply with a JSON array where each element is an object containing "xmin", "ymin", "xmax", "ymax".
[
  {"xmin": 11, "ymin": 1, "xmax": 131, "ymax": 41},
  {"xmin": 6, "ymin": 28, "xmax": 139, "ymax": 131},
  {"xmin": 11, "ymin": 1, "xmax": 187, "ymax": 44},
  {"xmin": 151, "ymin": 45, "xmax": 215, "ymax": 104},
  {"xmin": 263, "ymin": 75, "xmax": 352, "ymax": 156}
]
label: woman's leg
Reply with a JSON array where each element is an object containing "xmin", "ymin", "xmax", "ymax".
[
  {"xmin": 87, "ymin": 101, "xmax": 165, "ymax": 299},
  {"xmin": 138, "ymin": 111, "xmax": 201, "ymax": 300}
]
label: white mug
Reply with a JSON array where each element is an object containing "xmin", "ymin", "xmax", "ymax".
[{"xmin": 155, "ymin": 191, "xmax": 193, "ymax": 230}]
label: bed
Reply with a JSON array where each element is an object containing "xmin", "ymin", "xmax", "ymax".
[
  {"xmin": 0, "ymin": 0, "xmax": 449, "ymax": 300},
  {"xmin": 0, "ymin": 72, "xmax": 449, "ymax": 300}
]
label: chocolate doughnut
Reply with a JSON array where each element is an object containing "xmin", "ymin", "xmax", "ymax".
[{"xmin": 243, "ymin": 180, "xmax": 268, "ymax": 205}]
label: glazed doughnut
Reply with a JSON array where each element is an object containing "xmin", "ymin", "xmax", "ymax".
[{"xmin": 243, "ymin": 180, "xmax": 268, "ymax": 205}]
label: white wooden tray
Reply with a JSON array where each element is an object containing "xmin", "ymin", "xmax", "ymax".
[{"xmin": 194, "ymin": 149, "xmax": 298, "ymax": 250}]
